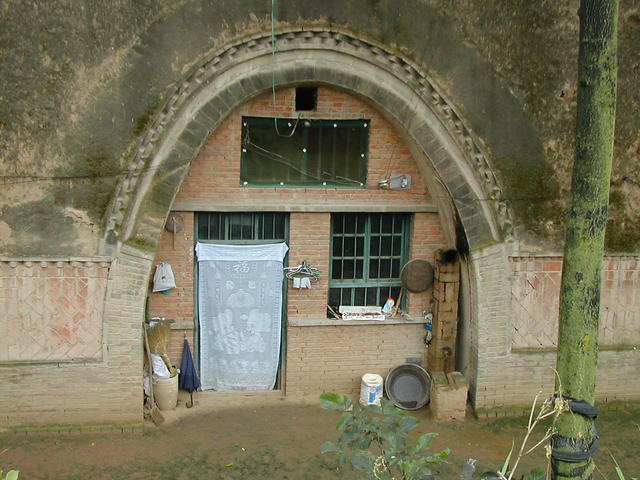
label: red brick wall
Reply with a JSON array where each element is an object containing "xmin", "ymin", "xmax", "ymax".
[
  {"xmin": 286, "ymin": 324, "xmax": 426, "ymax": 397},
  {"xmin": 408, "ymin": 212, "xmax": 448, "ymax": 315},
  {"xmin": 175, "ymin": 86, "xmax": 431, "ymax": 207},
  {"xmin": 149, "ymin": 86, "xmax": 446, "ymax": 393},
  {"xmin": 287, "ymin": 212, "xmax": 331, "ymax": 317}
]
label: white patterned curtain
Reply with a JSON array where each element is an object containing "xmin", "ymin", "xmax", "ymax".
[{"xmin": 196, "ymin": 243, "xmax": 288, "ymax": 391}]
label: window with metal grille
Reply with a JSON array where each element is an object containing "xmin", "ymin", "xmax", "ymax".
[
  {"xmin": 241, "ymin": 117, "xmax": 369, "ymax": 187},
  {"xmin": 196, "ymin": 212, "xmax": 288, "ymax": 242},
  {"xmin": 328, "ymin": 213, "xmax": 410, "ymax": 313}
]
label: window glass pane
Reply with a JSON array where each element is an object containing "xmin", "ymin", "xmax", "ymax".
[
  {"xmin": 318, "ymin": 124, "xmax": 336, "ymax": 181},
  {"xmin": 230, "ymin": 213, "xmax": 241, "ymax": 239},
  {"xmin": 274, "ymin": 215, "xmax": 286, "ymax": 240},
  {"xmin": 392, "ymin": 236, "xmax": 401, "ymax": 256},
  {"xmin": 242, "ymin": 118, "xmax": 307, "ymax": 183},
  {"xmin": 381, "ymin": 213, "xmax": 393, "ymax": 233},
  {"xmin": 305, "ymin": 126, "xmax": 322, "ymax": 181},
  {"xmin": 370, "ymin": 214, "xmax": 381, "ymax": 233},
  {"xmin": 339, "ymin": 288, "xmax": 348, "ymax": 306},
  {"xmin": 242, "ymin": 117, "xmax": 367, "ymax": 186},
  {"xmin": 390, "ymin": 286, "xmax": 401, "ymax": 301},
  {"xmin": 198, "ymin": 214, "xmax": 210, "ymax": 240},
  {"xmin": 344, "ymin": 215, "xmax": 356, "ymax": 234},
  {"xmin": 369, "ymin": 259, "xmax": 380, "ymax": 279},
  {"xmin": 241, "ymin": 214, "xmax": 253, "ymax": 239},
  {"xmin": 370, "ymin": 237, "xmax": 380, "ymax": 256},
  {"xmin": 366, "ymin": 287, "xmax": 378, "ymax": 306},
  {"xmin": 354, "ymin": 288, "xmax": 366, "ymax": 306},
  {"xmin": 212, "ymin": 215, "xmax": 221, "ymax": 239},
  {"xmin": 332, "ymin": 260, "xmax": 342, "ymax": 280},
  {"xmin": 333, "ymin": 237, "xmax": 343, "ymax": 257},
  {"xmin": 379, "ymin": 259, "xmax": 391, "ymax": 278},
  {"xmin": 355, "ymin": 260, "xmax": 363, "ymax": 278},
  {"xmin": 355, "ymin": 214, "xmax": 366, "ymax": 233},
  {"xmin": 344, "ymin": 126, "xmax": 360, "ymax": 181},
  {"xmin": 391, "ymin": 259, "xmax": 401, "ymax": 278},
  {"xmin": 381, "ymin": 236, "xmax": 392, "ymax": 256},
  {"xmin": 333, "ymin": 214, "xmax": 344, "ymax": 234},
  {"xmin": 356, "ymin": 237, "xmax": 364, "ymax": 256},
  {"xmin": 393, "ymin": 214, "xmax": 404, "ymax": 234},
  {"xmin": 344, "ymin": 237, "xmax": 355, "ymax": 256},
  {"xmin": 343, "ymin": 259, "xmax": 355, "ymax": 279},
  {"xmin": 329, "ymin": 289, "xmax": 341, "ymax": 309}
]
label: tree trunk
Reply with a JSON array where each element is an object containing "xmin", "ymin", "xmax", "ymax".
[{"xmin": 552, "ymin": 1, "xmax": 619, "ymax": 480}]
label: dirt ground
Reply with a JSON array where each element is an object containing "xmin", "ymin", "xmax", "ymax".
[{"xmin": 1, "ymin": 401, "xmax": 638, "ymax": 480}]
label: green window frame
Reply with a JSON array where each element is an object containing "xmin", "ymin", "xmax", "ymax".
[
  {"xmin": 196, "ymin": 212, "xmax": 289, "ymax": 243},
  {"xmin": 328, "ymin": 213, "xmax": 410, "ymax": 312},
  {"xmin": 240, "ymin": 116, "xmax": 369, "ymax": 187}
]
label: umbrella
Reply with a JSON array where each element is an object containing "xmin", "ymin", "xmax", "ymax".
[{"xmin": 179, "ymin": 337, "xmax": 201, "ymax": 408}]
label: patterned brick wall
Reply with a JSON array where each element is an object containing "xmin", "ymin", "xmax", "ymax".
[
  {"xmin": 0, "ymin": 260, "xmax": 109, "ymax": 362},
  {"xmin": 473, "ymin": 254, "xmax": 640, "ymax": 413},
  {"xmin": 511, "ymin": 256, "xmax": 640, "ymax": 349},
  {"xmin": 0, "ymin": 247, "xmax": 150, "ymax": 427}
]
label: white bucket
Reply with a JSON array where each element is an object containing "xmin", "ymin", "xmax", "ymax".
[{"xmin": 359, "ymin": 373, "xmax": 384, "ymax": 406}]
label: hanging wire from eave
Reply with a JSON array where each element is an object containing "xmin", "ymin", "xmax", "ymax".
[
  {"xmin": 268, "ymin": 0, "xmax": 301, "ymax": 138},
  {"xmin": 271, "ymin": 0, "xmax": 280, "ymax": 135}
]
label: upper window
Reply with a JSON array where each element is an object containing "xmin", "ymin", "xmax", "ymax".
[
  {"xmin": 241, "ymin": 117, "xmax": 369, "ymax": 187},
  {"xmin": 196, "ymin": 212, "xmax": 288, "ymax": 243},
  {"xmin": 328, "ymin": 213, "xmax": 410, "ymax": 312}
]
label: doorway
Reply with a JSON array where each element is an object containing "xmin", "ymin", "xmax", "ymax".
[{"xmin": 195, "ymin": 212, "xmax": 289, "ymax": 391}]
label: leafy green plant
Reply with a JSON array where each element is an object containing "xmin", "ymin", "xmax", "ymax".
[
  {"xmin": 319, "ymin": 392, "xmax": 449, "ymax": 480},
  {"xmin": 0, "ymin": 470, "xmax": 19, "ymax": 480}
]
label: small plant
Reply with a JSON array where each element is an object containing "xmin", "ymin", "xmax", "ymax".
[
  {"xmin": 610, "ymin": 454, "xmax": 637, "ymax": 480},
  {"xmin": 0, "ymin": 471, "xmax": 19, "ymax": 480},
  {"xmin": 320, "ymin": 392, "xmax": 449, "ymax": 480}
]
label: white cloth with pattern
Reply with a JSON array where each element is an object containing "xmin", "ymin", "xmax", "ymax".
[{"xmin": 195, "ymin": 242, "xmax": 288, "ymax": 391}]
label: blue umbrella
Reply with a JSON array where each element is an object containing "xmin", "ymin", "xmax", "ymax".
[{"xmin": 179, "ymin": 337, "xmax": 200, "ymax": 408}]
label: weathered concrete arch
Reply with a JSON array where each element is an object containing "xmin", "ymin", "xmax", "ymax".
[
  {"xmin": 102, "ymin": 29, "xmax": 514, "ymax": 256},
  {"xmin": 102, "ymin": 29, "xmax": 515, "ymax": 408}
]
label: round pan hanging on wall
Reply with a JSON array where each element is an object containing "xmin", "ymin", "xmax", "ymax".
[{"xmin": 400, "ymin": 259, "xmax": 434, "ymax": 293}]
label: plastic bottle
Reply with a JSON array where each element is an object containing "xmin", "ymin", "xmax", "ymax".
[{"xmin": 382, "ymin": 297, "xmax": 395, "ymax": 313}]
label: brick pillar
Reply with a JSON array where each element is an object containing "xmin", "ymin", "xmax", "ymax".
[{"xmin": 427, "ymin": 252, "xmax": 460, "ymax": 373}]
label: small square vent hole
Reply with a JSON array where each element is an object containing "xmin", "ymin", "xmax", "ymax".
[{"xmin": 296, "ymin": 87, "xmax": 317, "ymax": 111}]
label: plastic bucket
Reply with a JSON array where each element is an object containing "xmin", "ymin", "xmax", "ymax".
[
  {"xmin": 153, "ymin": 374, "xmax": 178, "ymax": 410},
  {"xmin": 359, "ymin": 373, "xmax": 384, "ymax": 406}
]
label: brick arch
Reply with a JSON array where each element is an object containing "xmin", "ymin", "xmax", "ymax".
[
  {"xmin": 103, "ymin": 29, "xmax": 514, "ymax": 253},
  {"xmin": 103, "ymin": 29, "xmax": 515, "ymax": 409}
]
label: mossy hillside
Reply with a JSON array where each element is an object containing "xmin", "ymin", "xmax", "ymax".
[{"xmin": 1, "ymin": 0, "xmax": 638, "ymax": 254}]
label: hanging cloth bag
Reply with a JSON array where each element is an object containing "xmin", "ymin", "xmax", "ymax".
[{"xmin": 153, "ymin": 262, "xmax": 176, "ymax": 293}]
